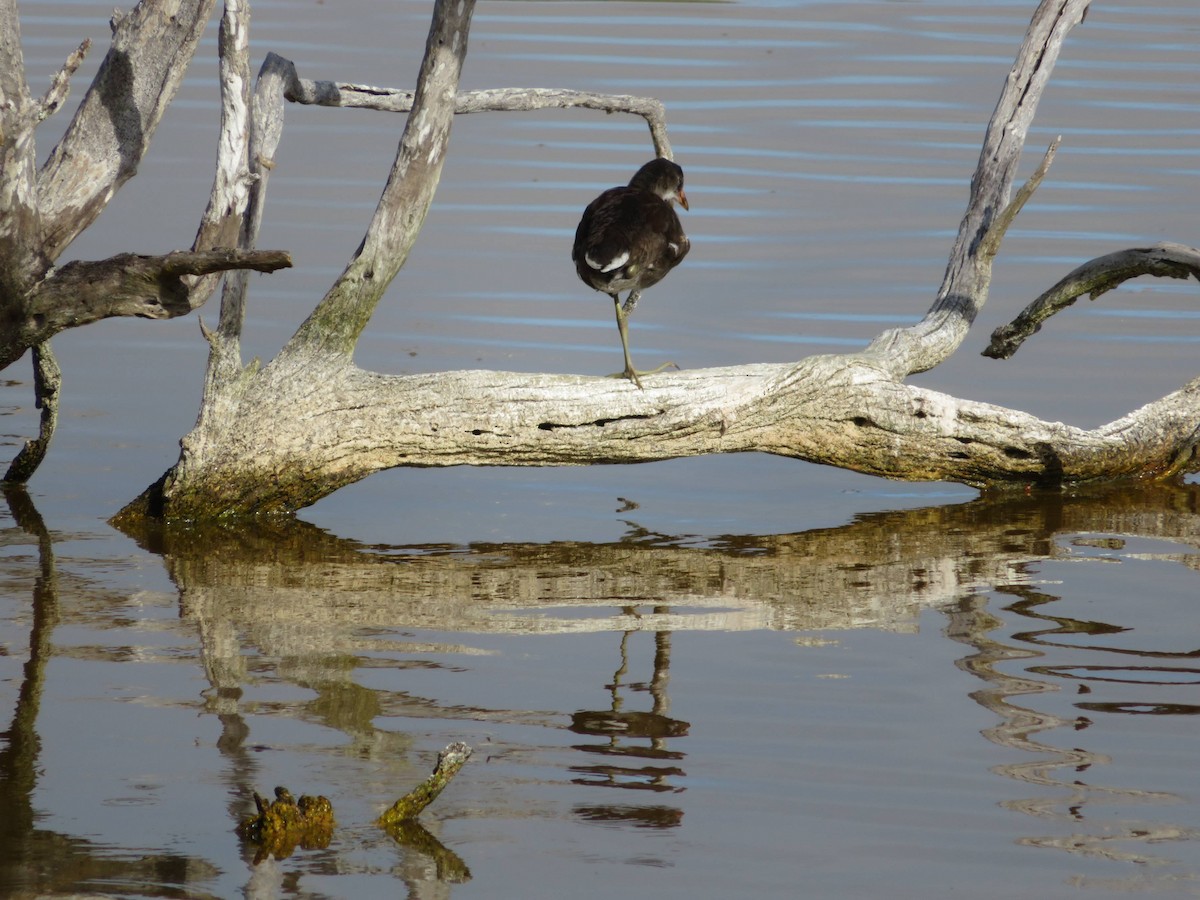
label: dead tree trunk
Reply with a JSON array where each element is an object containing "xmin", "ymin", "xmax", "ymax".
[{"xmin": 107, "ymin": 0, "xmax": 1198, "ymax": 522}]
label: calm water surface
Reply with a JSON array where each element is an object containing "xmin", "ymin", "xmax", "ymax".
[{"xmin": 3, "ymin": 0, "xmax": 1199, "ymax": 897}]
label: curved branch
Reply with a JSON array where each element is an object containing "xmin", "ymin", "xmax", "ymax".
[
  {"xmin": 272, "ymin": 65, "xmax": 675, "ymax": 159},
  {"xmin": 237, "ymin": 48, "xmax": 673, "ymax": 352},
  {"xmin": 984, "ymin": 242, "xmax": 1200, "ymax": 359},
  {"xmin": 2, "ymin": 343, "xmax": 61, "ymax": 484},
  {"xmin": 281, "ymin": 0, "xmax": 476, "ymax": 359}
]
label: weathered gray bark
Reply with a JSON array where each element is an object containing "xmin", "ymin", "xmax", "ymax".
[
  {"xmin": 109, "ymin": 0, "xmax": 1199, "ymax": 522},
  {"xmin": 3, "ymin": 342, "xmax": 60, "ymax": 483},
  {"xmin": 0, "ymin": 0, "xmax": 290, "ymax": 480}
]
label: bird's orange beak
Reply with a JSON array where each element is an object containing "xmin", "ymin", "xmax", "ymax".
[{"xmin": 677, "ymin": 189, "xmax": 690, "ymax": 211}]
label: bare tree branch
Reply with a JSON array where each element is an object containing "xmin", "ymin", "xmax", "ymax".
[
  {"xmin": 281, "ymin": 0, "xmax": 476, "ymax": 359},
  {"xmin": 35, "ymin": 38, "xmax": 90, "ymax": 123},
  {"xmin": 189, "ymin": 0, "xmax": 281, "ymax": 461},
  {"xmin": 978, "ymin": 137, "xmax": 1060, "ymax": 261},
  {"xmin": 0, "ymin": 2, "xmax": 280, "ymax": 482},
  {"xmin": 268, "ymin": 58, "xmax": 675, "ymax": 158},
  {"xmin": 864, "ymin": 0, "xmax": 1091, "ymax": 377},
  {"xmin": 984, "ymin": 242, "xmax": 1200, "ymax": 359},
  {"xmin": 192, "ymin": 0, "xmax": 256, "ymax": 290},
  {"xmin": 2, "ymin": 342, "xmax": 61, "ymax": 484},
  {"xmin": 21, "ymin": 249, "xmax": 291, "ymax": 339},
  {"xmin": 1, "ymin": 1, "xmax": 295, "ymax": 375},
  {"xmin": 0, "ymin": 0, "xmax": 43, "ymax": 298}
]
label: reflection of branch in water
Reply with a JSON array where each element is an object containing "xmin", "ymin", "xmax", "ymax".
[
  {"xmin": 0, "ymin": 486, "xmax": 220, "ymax": 894},
  {"xmin": 0, "ymin": 485, "xmax": 60, "ymax": 868},
  {"xmin": 946, "ymin": 586, "xmax": 1193, "ymax": 871},
  {"xmin": 569, "ymin": 618, "xmax": 688, "ymax": 827},
  {"xmin": 386, "ymin": 819, "xmax": 471, "ymax": 883},
  {"xmin": 1010, "ymin": 585, "xmax": 1200, "ymax": 663}
]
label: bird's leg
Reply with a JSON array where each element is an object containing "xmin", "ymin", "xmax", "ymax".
[
  {"xmin": 605, "ymin": 292, "xmax": 678, "ymax": 389},
  {"xmin": 610, "ymin": 293, "xmax": 643, "ymax": 389}
]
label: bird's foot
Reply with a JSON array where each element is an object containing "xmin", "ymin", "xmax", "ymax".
[{"xmin": 605, "ymin": 361, "xmax": 679, "ymax": 390}]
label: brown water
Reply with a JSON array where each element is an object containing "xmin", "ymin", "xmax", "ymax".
[{"xmin": 3, "ymin": 1, "xmax": 1200, "ymax": 897}]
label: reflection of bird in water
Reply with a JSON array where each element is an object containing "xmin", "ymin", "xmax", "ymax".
[
  {"xmin": 568, "ymin": 626, "xmax": 689, "ymax": 829},
  {"xmin": 572, "ymin": 158, "xmax": 690, "ymax": 388}
]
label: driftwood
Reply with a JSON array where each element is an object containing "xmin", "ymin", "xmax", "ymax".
[
  {"xmin": 115, "ymin": 0, "xmax": 1200, "ymax": 520},
  {"xmin": 2, "ymin": 1, "xmax": 1197, "ymax": 515},
  {"xmin": 0, "ymin": 0, "xmax": 291, "ymax": 362},
  {"xmin": 984, "ymin": 243, "xmax": 1200, "ymax": 359}
]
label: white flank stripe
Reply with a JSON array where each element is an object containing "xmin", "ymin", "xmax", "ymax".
[{"xmin": 586, "ymin": 250, "xmax": 629, "ymax": 273}]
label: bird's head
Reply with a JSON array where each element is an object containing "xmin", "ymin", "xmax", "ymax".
[{"xmin": 629, "ymin": 158, "xmax": 689, "ymax": 211}]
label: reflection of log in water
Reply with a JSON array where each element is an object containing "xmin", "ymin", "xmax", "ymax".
[
  {"xmin": 113, "ymin": 481, "xmax": 1200, "ymax": 882},
  {"xmin": 946, "ymin": 579, "xmax": 1199, "ymax": 875},
  {"xmin": 125, "ymin": 482, "xmax": 1200, "ymax": 649}
]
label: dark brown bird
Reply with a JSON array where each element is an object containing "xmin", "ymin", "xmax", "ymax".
[{"xmin": 572, "ymin": 158, "xmax": 690, "ymax": 388}]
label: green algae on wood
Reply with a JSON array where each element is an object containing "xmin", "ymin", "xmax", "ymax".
[
  {"xmin": 236, "ymin": 742, "xmax": 473, "ymax": 863},
  {"xmin": 378, "ymin": 741, "xmax": 473, "ymax": 829},
  {"xmin": 236, "ymin": 786, "xmax": 335, "ymax": 862}
]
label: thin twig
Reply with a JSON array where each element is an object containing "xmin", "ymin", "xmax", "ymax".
[
  {"xmin": 267, "ymin": 55, "xmax": 675, "ymax": 159},
  {"xmin": 36, "ymin": 39, "xmax": 90, "ymax": 122},
  {"xmin": 978, "ymin": 137, "xmax": 1060, "ymax": 260}
]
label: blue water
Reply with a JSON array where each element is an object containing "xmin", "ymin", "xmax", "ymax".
[{"xmin": 3, "ymin": 1, "xmax": 1199, "ymax": 897}]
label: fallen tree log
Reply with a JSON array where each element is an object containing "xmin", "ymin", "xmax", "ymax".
[{"xmin": 108, "ymin": 0, "xmax": 1199, "ymax": 522}]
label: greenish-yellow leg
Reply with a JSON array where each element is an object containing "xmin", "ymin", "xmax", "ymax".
[{"xmin": 607, "ymin": 292, "xmax": 677, "ymax": 389}]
